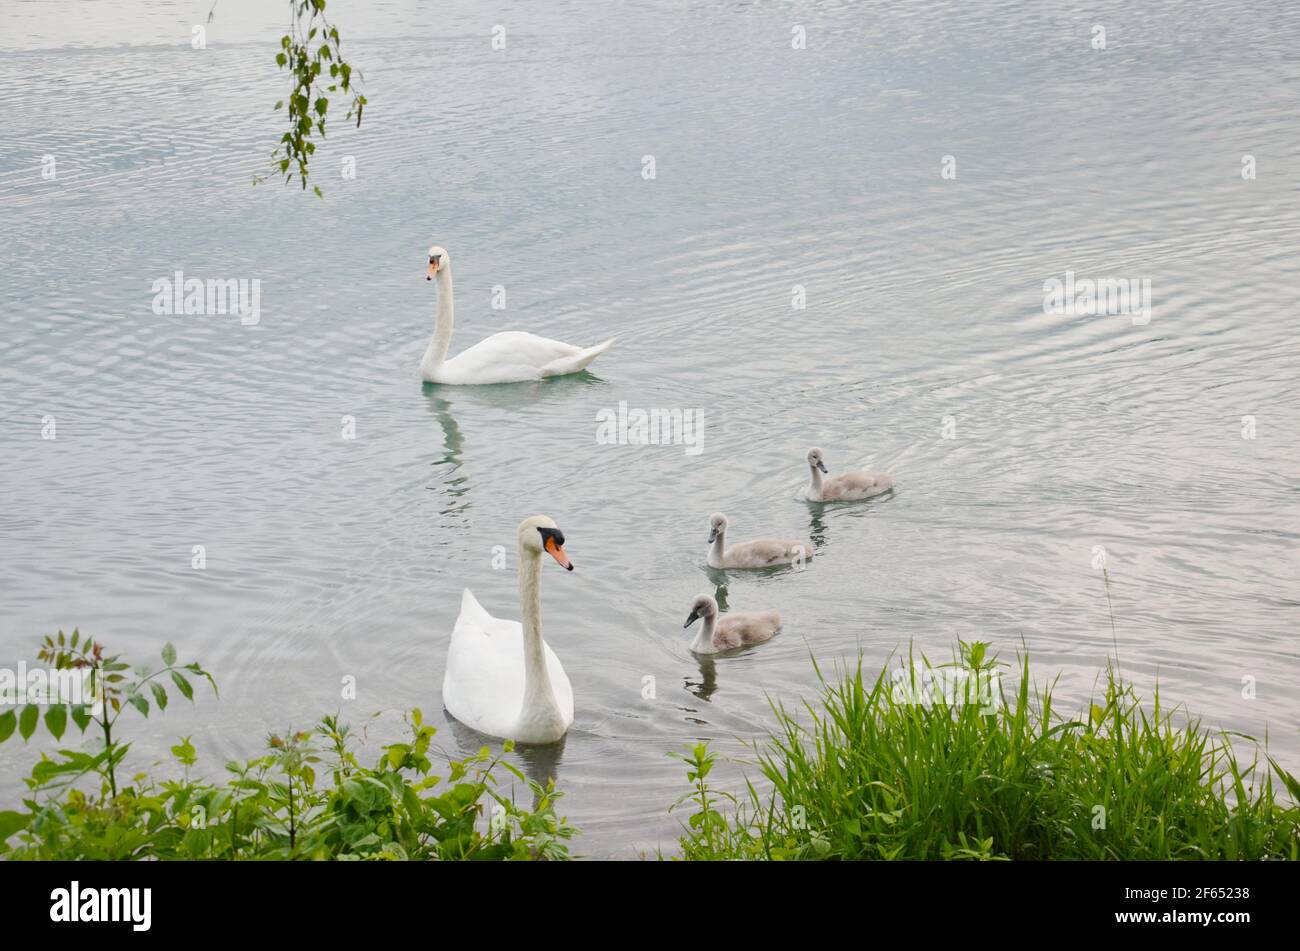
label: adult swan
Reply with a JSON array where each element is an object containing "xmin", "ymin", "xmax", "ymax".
[
  {"xmin": 442, "ymin": 515, "xmax": 576, "ymax": 744},
  {"xmin": 421, "ymin": 245, "xmax": 614, "ymax": 384}
]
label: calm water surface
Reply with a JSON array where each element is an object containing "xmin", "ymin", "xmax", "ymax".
[{"xmin": 2, "ymin": 1, "xmax": 1299, "ymax": 857}]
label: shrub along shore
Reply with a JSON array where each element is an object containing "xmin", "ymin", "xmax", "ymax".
[{"xmin": 2, "ymin": 633, "xmax": 1296, "ymax": 860}]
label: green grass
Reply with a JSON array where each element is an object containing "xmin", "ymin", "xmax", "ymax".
[{"xmin": 673, "ymin": 642, "xmax": 1300, "ymax": 860}]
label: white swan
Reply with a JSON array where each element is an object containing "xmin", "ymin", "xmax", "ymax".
[
  {"xmin": 707, "ymin": 512, "xmax": 813, "ymax": 569},
  {"xmin": 442, "ymin": 515, "xmax": 576, "ymax": 744},
  {"xmin": 805, "ymin": 447, "xmax": 895, "ymax": 502},
  {"xmin": 420, "ymin": 246, "xmax": 614, "ymax": 384},
  {"xmin": 683, "ymin": 594, "xmax": 781, "ymax": 654}
]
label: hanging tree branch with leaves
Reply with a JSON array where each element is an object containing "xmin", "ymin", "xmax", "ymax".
[{"xmin": 257, "ymin": 0, "xmax": 367, "ymax": 196}]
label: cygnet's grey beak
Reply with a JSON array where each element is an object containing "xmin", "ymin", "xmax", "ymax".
[
  {"xmin": 707, "ymin": 528, "xmax": 718, "ymax": 544},
  {"xmin": 817, "ymin": 461, "xmax": 829, "ymax": 474},
  {"xmin": 684, "ymin": 611, "xmax": 700, "ymax": 629}
]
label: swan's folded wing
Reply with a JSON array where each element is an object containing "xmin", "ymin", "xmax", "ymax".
[
  {"xmin": 445, "ymin": 595, "xmax": 526, "ymax": 736},
  {"xmin": 829, "ymin": 471, "xmax": 894, "ymax": 498},
  {"xmin": 539, "ymin": 337, "xmax": 613, "ymax": 377},
  {"xmin": 448, "ymin": 331, "xmax": 576, "ymax": 371},
  {"xmin": 458, "ymin": 588, "xmax": 494, "ymax": 628},
  {"xmin": 738, "ymin": 538, "xmax": 812, "ymax": 565},
  {"xmin": 453, "ymin": 589, "xmax": 519, "ymax": 642}
]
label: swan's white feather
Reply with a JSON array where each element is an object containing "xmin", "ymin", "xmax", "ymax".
[
  {"xmin": 442, "ymin": 588, "xmax": 574, "ymax": 742},
  {"xmin": 426, "ymin": 332, "xmax": 613, "ymax": 384}
]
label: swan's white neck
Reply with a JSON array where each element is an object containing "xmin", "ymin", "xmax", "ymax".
[
  {"xmin": 808, "ymin": 463, "xmax": 823, "ymax": 496},
  {"xmin": 517, "ymin": 543, "xmax": 563, "ymax": 734},
  {"xmin": 691, "ymin": 615, "xmax": 716, "ymax": 653},
  {"xmin": 423, "ymin": 264, "xmax": 455, "ymax": 370}
]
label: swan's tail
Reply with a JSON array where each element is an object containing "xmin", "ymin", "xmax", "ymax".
[{"xmin": 544, "ymin": 338, "xmax": 614, "ymax": 378}]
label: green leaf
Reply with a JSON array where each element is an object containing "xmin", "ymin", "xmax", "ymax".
[
  {"xmin": 151, "ymin": 682, "xmax": 168, "ymax": 711},
  {"xmin": 171, "ymin": 736, "xmax": 197, "ymax": 766},
  {"xmin": 0, "ymin": 710, "xmax": 15, "ymax": 743},
  {"xmin": 69, "ymin": 704, "xmax": 92, "ymax": 732},
  {"xmin": 43, "ymin": 704, "xmax": 67, "ymax": 741},
  {"xmin": 18, "ymin": 704, "xmax": 39, "ymax": 741},
  {"xmin": 0, "ymin": 810, "xmax": 30, "ymax": 842},
  {"xmin": 171, "ymin": 671, "xmax": 194, "ymax": 701},
  {"xmin": 127, "ymin": 693, "xmax": 149, "ymax": 717},
  {"xmin": 162, "ymin": 642, "xmax": 177, "ymax": 666},
  {"xmin": 1269, "ymin": 757, "xmax": 1300, "ymax": 803}
]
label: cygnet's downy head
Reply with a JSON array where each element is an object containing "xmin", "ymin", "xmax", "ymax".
[
  {"xmin": 683, "ymin": 594, "xmax": 719, "ymax": 629},
  {"xmin": 707, "ymin": 512, "xmax": 728, "ymax": 544}
]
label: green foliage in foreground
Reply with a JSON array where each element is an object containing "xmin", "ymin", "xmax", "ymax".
[
  {"xmin": 673, "ymin": 642, "xmax": 1300, "ymax": 860},
  {"xmin": 0, "ymin": 632, "xmax": 573, "ymax": 860},
  {"xmin": 5, "ymin": 631, "xmax": 1298, "ymax": 861}
]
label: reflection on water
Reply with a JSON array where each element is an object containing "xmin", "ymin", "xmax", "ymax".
[
  {"xmin": 2, "ymin": 0, "xmax": 1299, "ymax": 858},
  {"xmin": 424, "ymin": 394, "xmax": 468, "ymax": 515},
  {"xmin": 424, "ymin": 395, "xmax": 465, "ymax": 465},
  {"xmin": 444, "ymin": 714, "xmax": 567, "ymax": 801},
  {"xmin": 806, "ymin": 505, "xmax": 829, "ymax": 549},
  {"xmin": 707, "ymin": 574, "xmax": 730, "ymax": 609},
  {"xmin": 685, "ymin": 655, "xmax": 719, "ymax": 703}
]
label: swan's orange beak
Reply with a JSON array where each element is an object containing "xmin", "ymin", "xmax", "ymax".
[
  {"xmin": 544, "ymin": 535, "xmax": 573, "ymax": 571},
  {"xmin": 426, "ymin": 261, "xmax": 439, "ymax": 281}
]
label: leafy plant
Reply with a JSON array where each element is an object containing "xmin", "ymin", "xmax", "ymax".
[
  {"xmin": 0, "ymin": 629, "xmax": 215, "ymax": 802},
  {"xmin": 1, "ymin": 632, "xmax": 574, "ymax": 861},
  {"xmin": 256, "ymin": 0, "xmax": 367, "ymax": 196},
  {"xmin": 666, "ymin": 742, "xmax": 764, "ymax": 860}
]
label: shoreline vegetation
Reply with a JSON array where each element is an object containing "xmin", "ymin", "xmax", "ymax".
[
  {"xmin": 672, "ymin": 643, "xmax": 1300, "ymax": 860},
  {"xmin": 1, "ymin": 633, "xmax": 1296, "ymax": 860}
]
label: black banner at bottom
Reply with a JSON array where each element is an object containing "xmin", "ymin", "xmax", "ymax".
[{"xmin": 0, "ymin": 859, "xmax": 1286, "ymax": 938}]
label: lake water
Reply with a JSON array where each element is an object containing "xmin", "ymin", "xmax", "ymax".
[{"xmin": 2, "ymin": 0, "xmax": 1298, "ymax": 858}]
